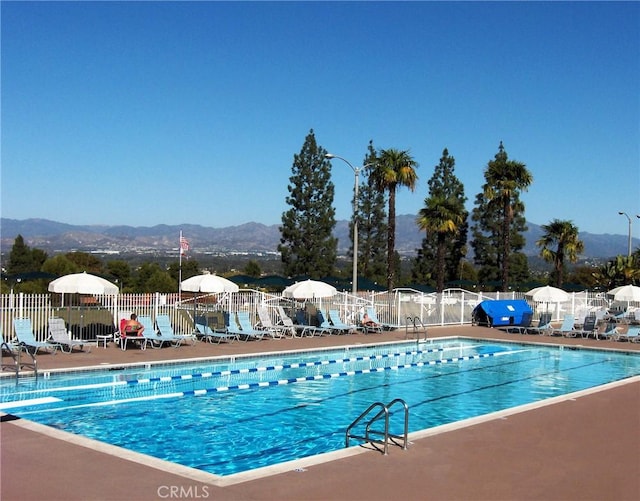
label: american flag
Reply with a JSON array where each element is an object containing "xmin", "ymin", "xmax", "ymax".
[{"xmin": 180, "ymin": 235, "xmax": 189, "ymax": 255}]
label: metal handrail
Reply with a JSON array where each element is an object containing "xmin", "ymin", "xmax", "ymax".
[
  {"xmin": 405, "ymin": 316, "xmax": 427, "ymax": 341},
  {"xmin": 345, "ymin": 398, "xmax": 409, "ymax": 455},
  {"xmin": 1, "ymin": 343, "xmax": 38, "ymax": 381}
]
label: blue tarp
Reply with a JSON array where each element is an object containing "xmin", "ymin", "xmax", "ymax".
[{"xmin": 472, "ymin": 299, "xmax": 533, "ymax": 327}]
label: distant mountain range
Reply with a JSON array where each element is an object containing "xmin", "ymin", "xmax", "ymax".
[{"xmin": 0, "ymin": 217, "xmax": 636, "ymax": 260}]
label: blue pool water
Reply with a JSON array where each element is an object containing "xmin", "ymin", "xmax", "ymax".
[{"xmin": 1, "ymin": 339, "xmax": 639, "ymax": 476}]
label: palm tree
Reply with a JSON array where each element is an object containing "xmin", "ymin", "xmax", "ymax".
[
  {"xmin": 370, "ymin": 148, "xmax": 418, "ymax": 290},
  {"xmin": 483, "ymin": 142, "xmax": 532, "ymax": 291},
  {"xmin": 536, "ymin": 219, "xmax": 584, "ymax": 288},
  {"xmin": 416, "ymin": 195, "xmax": 465, "ymax": 292}
]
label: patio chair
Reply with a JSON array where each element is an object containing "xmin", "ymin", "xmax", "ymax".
[
  {"xmin": 295, "ymin": 310, "xmax": 331, "ymax": 337},
  {"xmin": 550, "ymin": 315, "xmax": 578, "ymax": 337},
  {"xmin": 13, "ymin": 318, "xmax": 58, "ymax": 355},
  {"xmin": 317, "ymin": 310, "xmax": 347, "ymax": 335},
  {"xmin": 616, "ymin": 325, "xmax": 640, "ymax": 343},
  {"xmin": 231, "ymin": 311, "xmax": 265, "ymax": 341},
  {"xmin": 275, "ymin": 306, "xmax": 304, "ymax": 338},
  {"xmin": 195, "ymin": 318, "xmax": 238, "ymax": 344},
  {"xmin": 48, "ymin": 317, "xmax": 91, "ymax": 353},
  {"xmin": 359, "ymin": 309, "xmax": 383, "ymax": 334},
  {"xmin": 1, "ymin": 328, "xmax": 37, "ymax": 374},
  {"xmin": 155, "ymin": 315, "xmax": 196, "ymax": 347},
  {"xmin": 329, "ymin": 309, "xmax": 360, "ymax": 334},
  {"xmin": 576, "ymin": 314, "xmax": 598, "ymax": 339},
  {"xmin": 525, "ymin": 313, "xmax": 553, "ymax": 335},
  {"xmin": 366, "ymin": 307, "xmax": 400, "ymax": 331},
  {"xmin": 596, "ymin": 320, "xmax": 620, "ymax": 341},
  {"xmin": 255, "ymin": 306, "xmax": 286, "ymax": 339},
  {"xmin": 500, "ymin": 312, "xmax": 534, "ymax": 334},
  {"xmin": 0, "ymin": 329, "xmax": 20, "ymax": 354},
  {"xmin": 120, "ymin": 316, "xmax": 149, "ymax": 350}
]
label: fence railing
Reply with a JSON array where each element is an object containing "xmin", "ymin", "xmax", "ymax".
[{"xmin": 0, "ymin": 289, "xmax": 615, "ymax": 342}]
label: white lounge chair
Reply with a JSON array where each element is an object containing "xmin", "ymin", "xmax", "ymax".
[
  {"xmin": 256, "ymin": 306, "xmax": 286, "ymax": 339},
  {"xmin": 48, "ymin": 318, "xmax": 91, "ymax": 353}
]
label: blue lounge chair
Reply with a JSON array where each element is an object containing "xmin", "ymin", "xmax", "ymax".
[
  {"xmin": 617, "ymin": 325, "xmax": 640, "ymax": 343},
  {"xmin": 576, "ymin": 314, "xmax": 598, "ymax": 339},
  {"xmin": 366, "ymin": 307, "xmax": 400, "ymax": 331},
  {"xmin": 359, "ymin": 309, "xmax": 383, "ymax": 334},
  {"xmin": 232, "ymin": 311, "xmax": 265, "ymax": 341},
  {"xmin": 48, "ymin": 318, "xmax": 91, "ymax": 353},
  {"xmin": 1, "ymin": 328, "xmax": 37, "ymax": 374},
  {"xmin": 501, "ymin": 312, "xmax": 534, "ymax": 334},
  {"xmin": 13, "ymin": 318, "xmax": 58, "ymax": 354},
  {"xmin": 328, "ymin": 309, "xmax": 359, "ymax": 334},
  {"xmin": 597, "ymin": 320, "xmax": 619, "ymax": 341},
  {"xmin": 550, "ymin": 315, "xmax": 578, "ymax": 337},
  {"xmin": 155, "ymin": 315, "xmax": 196, "ymax": 347}
]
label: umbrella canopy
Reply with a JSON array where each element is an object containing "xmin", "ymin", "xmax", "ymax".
[
  {"xmin": 606, "ymin": 284, "xmax": 640, "ymax": 302},
  {"xmin": 48, "ymin": 272, "xmax": 118, "ymax": 295},
  {"xmin": 180, "ymin": 274, "xmax": 239, "ymax": 293},
  {"xmin": 282, "ymin": 279, "xmax": 337, "ymax": 300},
  {"xmin": 525, "ymin": 285, "xmax": 570, "ymax": 303}
]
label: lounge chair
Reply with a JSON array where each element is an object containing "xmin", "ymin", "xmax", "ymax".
[
  {"xmin": 195, "ymin": 319, "xmax": 238, "ymax": 344},
  {"xmin": 256, "ymin": 306, "xmax": 286, "ymax": 339},
  {"xmin": 155, "ymin": 315, "xmax": 196, "ymax": 346},
  {"xmin": 596, "ymin": 320, "xmax": 619, "ymax": 341},
  {"xmin": 549, "ymin": 315, "xmax": 578, "ymax": 337},
  {"xmin": 359, "ymin": 309, "xmax": 383, "ymax": 334},
  {"xmin": 329, "ymin": 309, "xmax": 360, "ymax": 334},
  {"xmin": 231, "ymin": 311, "xmax": 265, "ymax": 341},
  {"xmin": 524, "ymin": 313, "xmax": 553, "ymax": 335},
  {"xmin": 0, "ymin": 329, "xmax": 19, "ymax": 354},
  {"xmin": 48, "ymin": 317, "xmax": 91, "ymax": 353},
  {"xmin": 576, "ymin": 314, "xmax": 598, "ymax": 339},
  {"xmin": 616, "ymin": 325, "xmax": 640, "ymax": 343},
  {"xmin": 13, "ymin": 318, "xmax": 58, "ymax": 354},
  {"xmin": 295, "ymin": 310, "xmax": 331, "ymax": 337},
  {"xmin": 120, "ymin": 316, "xmax": 149, "ymax": 350},
  {"xmin": 275, "ymin": 306, "xmax": 304, "ymax": 338},
  {"xmin": 1, "ymin": 328, "xmax": 37, "ymax": 374},
  {"xmin": 317, "ymin": 310, "xmax": 347, "ymax": 335},
  {"xmin": 500, "ymin": 312, "xmax": 534, "ymax": 334},
  {"xmin": 366, "ymin": 307, "xmax": 399, "ymax": 331}
]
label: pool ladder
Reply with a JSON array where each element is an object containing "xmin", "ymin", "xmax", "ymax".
[
  {"xmin": 345, "ymin": 398, "xmax": 409, "ymax": 455},
  {"xmin": 405, "ymin": 316, "xmax": 427, "ymax": 341},
  {"xmin": 1, "ymin": 343, "xmax": 38, "ymax": 381}
]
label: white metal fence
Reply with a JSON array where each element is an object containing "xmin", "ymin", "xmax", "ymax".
[{"xmin": 0, "ymin": 288, "xmax": 616, "ymax": 343}]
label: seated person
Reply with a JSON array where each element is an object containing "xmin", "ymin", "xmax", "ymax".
[
  {"xmin": 123, "ymin": 313, "xmax": 145, "ymax": 337},
  {"xmin": 361, "ymin": 312, "xmax": 378, "ymax": 328}
]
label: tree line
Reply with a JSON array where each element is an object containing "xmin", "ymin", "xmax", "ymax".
[{"xmin": 3, "ymin": 129, "xmax": 639, "ymax": 293}]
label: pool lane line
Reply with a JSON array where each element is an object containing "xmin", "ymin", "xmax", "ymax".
[
  {"xmin": 15, "ymin": 349, "xmax": 526, "ymax": 414},
  {"xmin": 2, "ymin": 344, "xmax": 505, "ymax": 398}
]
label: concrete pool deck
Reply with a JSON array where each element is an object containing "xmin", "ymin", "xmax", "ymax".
[{"xmin": 2, "ymin": 325, "xmax": 639, "ymax": 501}]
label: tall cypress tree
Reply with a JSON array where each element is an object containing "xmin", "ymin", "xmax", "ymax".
[
  {"xmin": 355, "ymin": 141, "xmax": 387, "ymax": 285},
  {"xmin": 279, "ymin": 129, "xmax": 337, "ymax": 278},
  {"xmin": 414, "ymin": 149, "xmax": 468, "ymax": 291}
]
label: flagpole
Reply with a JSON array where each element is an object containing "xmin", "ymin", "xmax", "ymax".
[{"xmin": 179, "ymin": 230, "xmax": 183, "ymax": 302}]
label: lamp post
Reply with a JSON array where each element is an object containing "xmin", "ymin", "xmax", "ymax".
[
  {"xmin": 618, "ymin": 211, "xmax": 640, "ymax": 257},
  {"xmin": 325, "ymin": 153, "xmax": 373, "ymax": 294}
]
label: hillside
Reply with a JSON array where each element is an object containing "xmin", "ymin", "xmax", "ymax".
[{"xmin": 0, "ymin": 217, "xmax": 636, "ymax": 260}]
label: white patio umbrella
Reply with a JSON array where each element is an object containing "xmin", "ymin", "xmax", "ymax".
[
  {"xmin": 283, "ymin": 279, "xmax": 337, "ymax": 300},
  {"xmin": 48, "ymin": 272, "xmax": 119, "ymax": 339},
  {"xmin": 48, "ymin": 272, "xmax": 119, "ymax": 295},
  {"xmin": 180, "ymin": 273, "xmax": 239, "ymax": 293},
  {"xmin": 606, "ymin": 284, "xmax": 640, "ymax": 303},
  {"xmin": 525, "ymin": 285, "xmax": 570, "ymax": 303}
]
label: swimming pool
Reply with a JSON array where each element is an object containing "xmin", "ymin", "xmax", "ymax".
[{"xmin": 1, "ymin": 339, "xmax": 639, "ymax": 477}]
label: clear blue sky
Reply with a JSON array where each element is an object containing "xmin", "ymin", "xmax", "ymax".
[{"xmin": 2, "ymin": 1, "xmax": 639, "ymax": 238}]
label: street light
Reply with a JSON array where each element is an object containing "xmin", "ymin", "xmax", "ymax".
[
  {"xmin": 618, "ymin": 211, "xmax": 640, "ymax": 257},
  {"xmin": 325, "ymin": 153, "xmax": 373, "ymax": 294}
]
